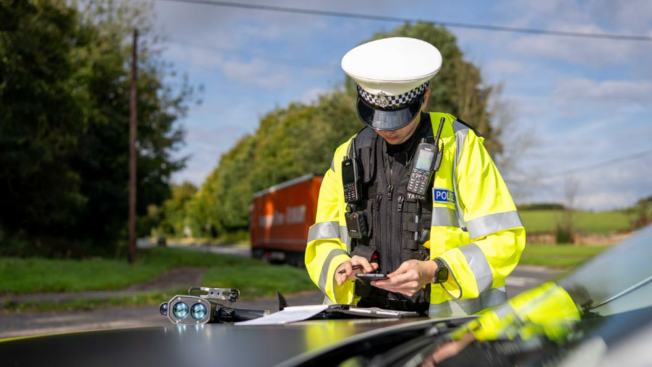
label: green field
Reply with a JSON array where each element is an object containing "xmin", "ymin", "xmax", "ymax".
[
  {"xmin": 0, "ymin": 248, "xmax": 313, "ymax": 295},
  {"xmin": 520, "ymin": 210, "xmax": 632, "ymax": 234},
  {"xmin": 519, "ymin": 243, "xmax": 608, "ymax": 268}
]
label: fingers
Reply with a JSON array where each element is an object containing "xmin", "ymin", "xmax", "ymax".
[
  {"xmin": 372, "ymin": 282, "xmax": 421, "ymax": 296},
  {"xmin": 349, "ymin": 255, "xmax": 375, "ymax": 273},
  {"xmin": 386, "ymin": 271, "xmax": 418, "ymax": 285},
  {"xmin": 430, "ymin": 333, "xmax": 474, "ymax": 364},
  {"xmin": 336, "ymin": 262, "xmax": 353, "ymax": 286},
  {"xmin": 336, "ymin": 257, "xmax": 380, "ymax": 286},
  {"xmin": 392, "ymin": 260, "xmax": 414, "ymax": 275},
  {"xmin": 371, "ymin": 261, "xmax": 420, "ymax": 295}
]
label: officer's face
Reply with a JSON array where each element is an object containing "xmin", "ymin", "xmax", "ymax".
[{"xmin": 376, "ymin": 89, "xmax": 430, "ymax": 145}]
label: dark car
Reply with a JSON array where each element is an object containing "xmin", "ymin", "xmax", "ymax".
[{"xmin": 2, "ymin": 225, "xmax": 652, "ymax": 367}]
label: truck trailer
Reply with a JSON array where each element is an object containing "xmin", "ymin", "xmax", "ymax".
[{"xmin": 250, "ymin": 174, "xmax": 323, "ymax": 267}]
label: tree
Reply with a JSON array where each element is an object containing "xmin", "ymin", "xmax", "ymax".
[
  {"xmin": 0, "ymin": 0, "xmax": 194, "ymax": 256},
  {"xmin": 0, "ymin": 0, "xmax": 89, "ymax": 234},
  {"xmin": 156, "ymin": 182, "xmax": 198, "ymax": 237}
]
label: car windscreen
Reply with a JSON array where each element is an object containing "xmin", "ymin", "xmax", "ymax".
[{"xmin": 558, "ymin": 224, "xmax": 652, "ymax": 316}]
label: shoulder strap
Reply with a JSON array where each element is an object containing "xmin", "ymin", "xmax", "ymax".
[{"xmin": 350, "ymin": 127, "xmax": 378, "ymax": 184}]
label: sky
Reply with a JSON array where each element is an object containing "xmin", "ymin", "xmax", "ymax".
[{"xmin": 147, "ymin": 0, "xmax": 652, "ymax": 211}]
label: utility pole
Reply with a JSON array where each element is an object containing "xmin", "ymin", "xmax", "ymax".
[{"xmin": 128, "ymin": 28, "xmax": 138, "ymax": 264}]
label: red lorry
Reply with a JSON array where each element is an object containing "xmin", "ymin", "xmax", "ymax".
[{"xmin": 250, "ymin": 174, "xmax": 323, "ymax": 267}]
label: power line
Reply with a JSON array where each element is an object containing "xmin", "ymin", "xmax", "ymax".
[
  {"xmin": 155, "ymin": 0, "xmax": 652, "ymax": 42},
  {"xmin": 549, "ymin": 147, "xmax": 652, "ymax": 177},
  {"xmin": 506, "ymin": 147, "xmax": 652, "ymax": 183},
  {"xmin": 166, "ymin": 38, "xmax": 335, "ymax": 69}
]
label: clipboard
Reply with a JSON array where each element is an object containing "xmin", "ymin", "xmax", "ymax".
[{"xmin": 317, "ymin": 304, "xmax": 420, "ymax": 319}]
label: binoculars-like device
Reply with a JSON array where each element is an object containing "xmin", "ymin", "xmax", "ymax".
[{"xmin": 159, "ymin": 286, "xmax": 268, "ymax": 325}]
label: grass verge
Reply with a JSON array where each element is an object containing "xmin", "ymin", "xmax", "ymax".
[
  {"xmin": 0, "ymin": 247, "xmax": 316, "ymax": 312},
  {"xmin": 0, "ymin": 247, "xmax": 294, "ymax": 294},
  {"xmin": 1, "ymin": 288, "xmax": 186, "ymax": 313},
  {"xmin": 519, "ymin": 243, "xmax": 608, "ymax": 268},
  {"xmin": 202, "ymin": 264, "xmax": 315, "ymax": 299}
]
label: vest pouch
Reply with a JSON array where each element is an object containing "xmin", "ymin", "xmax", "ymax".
[
  {"xmin": 354, "ymin": 281, "xmax": 374, "ymax": 298},
  {"xmin": 350, "ymin": 244, "xmax": 378, "ymax": 263},
  {"xmin": 357, "ymin": 286, "xmax": 430, "ymax": 313}
]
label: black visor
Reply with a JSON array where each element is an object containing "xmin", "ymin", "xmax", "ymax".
[{"xmin": 356, "ymin": 95, "xmax": 423, "ymax": 131}]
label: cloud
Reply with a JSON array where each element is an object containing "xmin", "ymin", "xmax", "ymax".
[
  {"xmin": 553, "ymin": 78, "xmax": 652, "ymax": 109},
  {"xmin": 508, "ymin": 28, "xmax": 642, "ymax": 67},
  {"xmin": 164, "ymin": 43, "xmax": 225, "ymax": 69},
  {"xmin": 497, "ymin": 0, "xmax": 652, "ymax": 70},
  {"xmin": 298, "ymin": 87, "xmax": 329, "ymax": 104},
  {"xmin": 171, "ymin": 123, "xmax": 253, "ymax": 185},
  {"xmin": 220, "ymin": 58, "xmax": 293, "ymax": 88},
  {"xmin": 588, "ymin": 0, "xmax": 652, "ymax": 33},
  {"xmin": 485, "ymin": 60, "xmax": 526, "ymax": 77},
  {"xmin": 511, "ymin": 157, "xmax": 652, "ymax": 210}
]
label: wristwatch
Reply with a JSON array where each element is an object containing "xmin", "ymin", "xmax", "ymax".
[{"xmin": 433, "ymin": 258, "xmax": 449, "ymax": 284}]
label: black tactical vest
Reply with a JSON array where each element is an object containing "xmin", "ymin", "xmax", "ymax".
[{"xmin": 347, "ymin": 113, "xmax": 435, "ymax": 312}]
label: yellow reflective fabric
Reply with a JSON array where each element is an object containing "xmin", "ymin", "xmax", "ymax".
[
  {"xmin": 305, "ymin": 136, "xmax": 357, "ymax": 304},
  {"xmin": 429, "ymin": 112, "xmax": 525, "ymax": 315},
  {"xmin": 303, "ymin": 321, "xmax": 358, "ymax": 350},
  {"xmin": 464, "ymin": 282, "xmax": 581, "ymax": 342},
  {"xmin": 305, "ymin": 112, "xmax": 525, "ymax": 314}
]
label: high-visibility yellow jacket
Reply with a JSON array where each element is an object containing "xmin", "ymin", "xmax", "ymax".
[
  {"xmin": 455, "ymin": 282, "xmax": 581, "ymax": 342},
  {"xmin": 305, "ymin": 112, "xmax": 526, "ymax": 317}
]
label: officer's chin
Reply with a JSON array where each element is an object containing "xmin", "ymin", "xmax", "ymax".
[{"xmin": 378, "ymin": 132, "xmax": 404, "ymax": 145}]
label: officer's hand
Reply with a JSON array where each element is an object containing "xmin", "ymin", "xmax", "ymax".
[
  {"xmin": 371, "ymin": 260, "xmax": 437, "ymax": 296},
  {"xmin": 335, "ymin": 255, "xmax": 379, "ymax": 286},
  {"xmin": 421, "ymin": 333, "xmax": 474, "ymax": 367}
]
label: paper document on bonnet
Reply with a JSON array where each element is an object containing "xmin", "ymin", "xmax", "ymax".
[{"xmin": 236, "ymin": 305, "xmax": 328, "ymax": 325}]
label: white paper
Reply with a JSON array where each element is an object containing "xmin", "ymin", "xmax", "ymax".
[{"xmin": 235, "ymin": 305, "xmax": 328, "ymax": 325}]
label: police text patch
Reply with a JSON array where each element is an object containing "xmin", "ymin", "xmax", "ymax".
[{"xmin": 433, "ymin": 188, "xmax": 455, "ymax": 204}]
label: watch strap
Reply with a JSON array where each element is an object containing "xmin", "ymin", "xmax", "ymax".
[{"xmin": 433, "ymin": 258, "xmax": 449, "ymax": 284}]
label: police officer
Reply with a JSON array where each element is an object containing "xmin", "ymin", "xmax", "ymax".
[{"xmin": 305, "ymin": 37, "xmax": 525, "ymax": 317}]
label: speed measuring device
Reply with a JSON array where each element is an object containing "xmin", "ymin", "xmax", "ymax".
[{"xmin": 159, "ymin": 287, "xmax": 268, "ymax": 324}]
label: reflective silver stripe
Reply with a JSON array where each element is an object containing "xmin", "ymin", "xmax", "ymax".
[
  {"xmin": 428, "ymin": 287, "xmax": 507, "ymax": 317},
  {"xmin": 459, "ymin": 243, "xmax": 493, "ymax": 293},
  {"xmin": 431, "ymin": 207, "xmax": 459, "ymax": 227},
  {"xmin": 452, "ymin": 120, "xmax": 469, "ymax": 229},
  {"xmin": 452, "ymin": 120, "xmax": 470, "ymax": 167},
  {"xmin": 493, "ymin": 302, "xmax": 515, "ymax": 318},
  {"xmin": 322, "ymin": 295, "xmax": 335, "ymax": 305},
  {"xmin": 339, "ymin": 226, "xmax": 352, "ymax": 253},
  {"xmin": 318, "ymin": 248, "xmax": 348, "ymax": 291},
  {"xmin": 466, "ymin": 211, "xmax": 523, "ymax": 239},
  {"xmin": 308, "ymin": 221, "xmax": 340, "ymax": 242},
  {"xmin": 330, "ymin": 158, "xmax": 335, "ymax": 172}
]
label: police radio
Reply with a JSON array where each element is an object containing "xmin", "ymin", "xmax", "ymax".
[
  {"xmin": 407, "ymin": 117, "xmax": 445, "ymax": 200},
  {"xmin": 342, "ymin": 139, "xmax": 368, "ymax": 239},
  {"xmin": 342, "ymin": 139, "xmax": 362, "ymax": 204},
  {"xmin": 407, "ymin": 143, "xmax": 437, "ymax": 198}
]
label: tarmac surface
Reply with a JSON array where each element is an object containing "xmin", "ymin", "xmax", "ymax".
[{"xmin": 0, "ymin": 244, "xmax": 562, "ymax": 340}]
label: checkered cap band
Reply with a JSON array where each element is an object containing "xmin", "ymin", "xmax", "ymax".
[{"xmin": 357, "ymin": 81, "xmax": 429, "ymax": 109}]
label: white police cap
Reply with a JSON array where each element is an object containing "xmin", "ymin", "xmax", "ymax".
[{"xmin": 341, "ymin": 37, "xmax": 442, "ymax": 130}]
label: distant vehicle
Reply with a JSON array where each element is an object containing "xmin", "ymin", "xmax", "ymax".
[{"xmin": 250, "ymin": 174, "xmax": 323, "ymax": 267}]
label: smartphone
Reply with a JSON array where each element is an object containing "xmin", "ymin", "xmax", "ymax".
[{"xmin": 356, "ymin": 273, "xmax": 389, "ymax": 281}]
